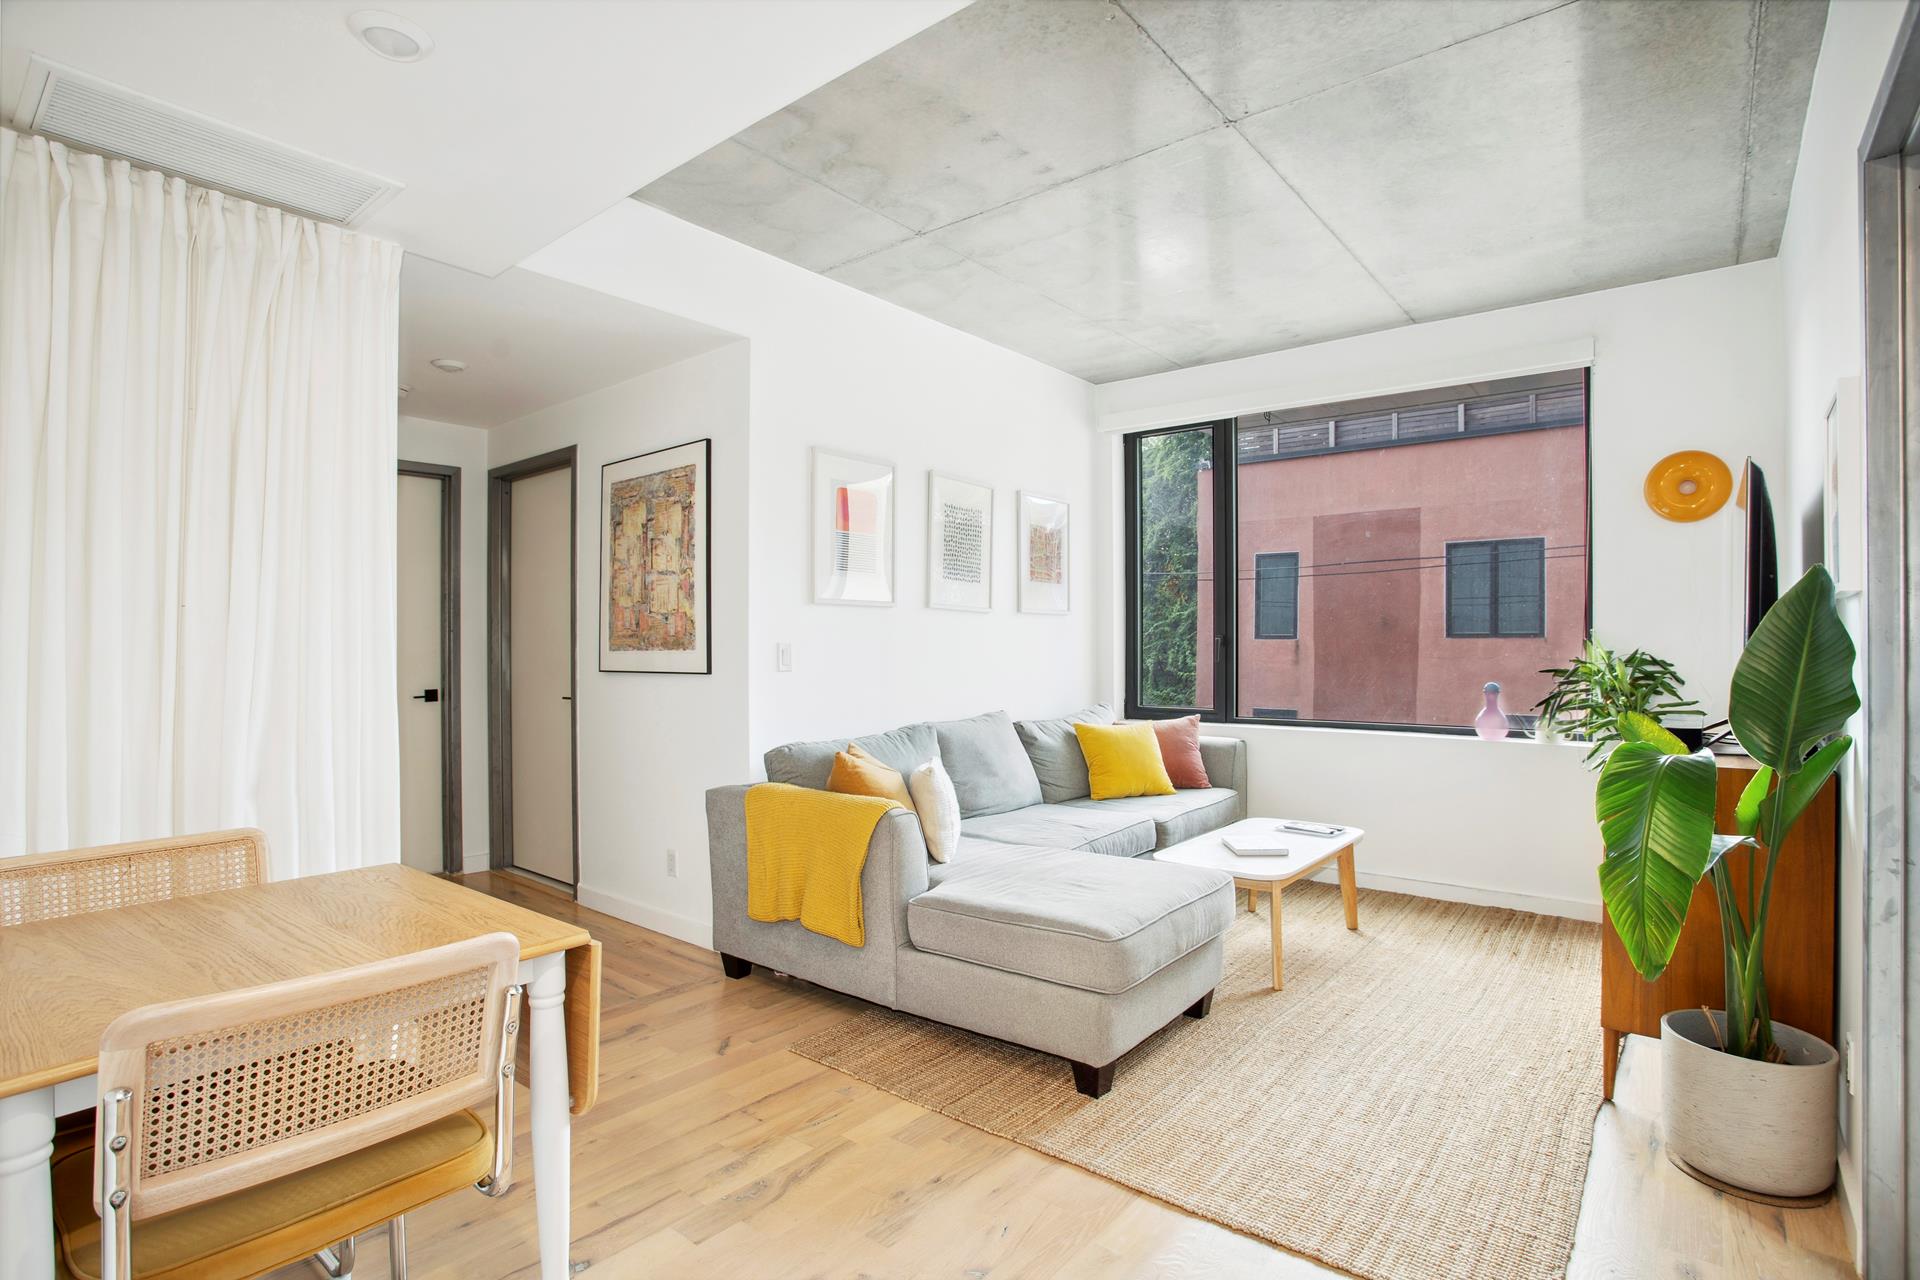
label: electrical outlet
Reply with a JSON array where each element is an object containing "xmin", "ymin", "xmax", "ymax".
[
  {"xmin": 1843, "ymin": 1033, "xmax": 1857, "ymax": 1096},
  {"xmin": 666, "ymin": 848, "xmax": 678, "ymax": 878},
  {"xmin": 775, "ymin": 641, "xmax": 793, "ymax": 672}
]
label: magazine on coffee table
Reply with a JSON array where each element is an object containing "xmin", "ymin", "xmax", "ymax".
[{"xmin": 1222, "ymin": 819, "xmax": 1351, "ymax": 857}]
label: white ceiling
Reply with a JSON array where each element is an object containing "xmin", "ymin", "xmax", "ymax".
[
  {"xmin": 0, "ymin": 0, "xmax": 966, "ymax": 275},
  {"xmin": 398, "ymin": 256, "xmax": 737, "ymax": 429},
  {"xmin": 638, "ymin": 0, "xmax": 1830, "ymax": 383}
]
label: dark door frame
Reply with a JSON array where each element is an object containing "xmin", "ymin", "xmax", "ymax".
[
  {"xmin": 397, "ymin": 460, "xmax": 463, "ymax": 876},
  {"xmin": 1859, "ymin": 4, "xmax": 1919, "ymax": 1271},
  {"xmin": 487, "ymin": 445, "xmax": 580, "ymax": 894}
]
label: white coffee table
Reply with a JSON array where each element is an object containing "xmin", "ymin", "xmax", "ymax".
[{"xmin": 1156, "ymin": 818, "xmax": 1363, "ymax": 991}]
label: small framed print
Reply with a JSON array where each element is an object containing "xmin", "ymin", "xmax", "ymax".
[
  {"xmin": 599, "ymin": 438, "xmax": 710, "ymax": 673},
  {"xmin": 813, "ymin": 448, "xmax": 896, "ymax": 606},
  {"xmin": 1018, "ymin": 490, "xmax": 1070, "ymax": 614},
  {"xmin": 928, "ymin": 472, "xmax": 993, "ymax": 611}
]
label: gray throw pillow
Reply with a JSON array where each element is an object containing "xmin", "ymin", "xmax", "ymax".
[
  {"xmin": 763, "ymin": 721, "xmax": 940, "ymax": 790},
  {"xmin": 1014, "ymin": 703, "xmax": 1115, "ymax": 803},
  {"xmin": 927, "ymin": 710, "xmax": 1043, "ymax": 817}
]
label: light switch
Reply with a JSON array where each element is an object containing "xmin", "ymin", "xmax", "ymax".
[{"xmin": 776, "ymin": 641, "xmax": 793, "ymax": 672}]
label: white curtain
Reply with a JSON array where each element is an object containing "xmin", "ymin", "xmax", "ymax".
[{"xmin": 0, "ymin": 128, "xmax": 404, "ymax": 878}]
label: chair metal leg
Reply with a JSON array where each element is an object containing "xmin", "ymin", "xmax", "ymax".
[
  {"xmin": 315, "ymin": 1236, "xmax": 357, "ymax": 1278},
  {"xmin": 388, "ymin": 1216, "xmax": 408, "ymax": 1280}
]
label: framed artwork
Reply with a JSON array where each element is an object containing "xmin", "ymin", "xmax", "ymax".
[
  {"xmin": 599, "ymin": 438, "xmax": 710, "ymax": 673},
  {"xmin": 1824, "ymin": 376, "xmax": 1863, "ymax": 595},
  {"xmin": 1018, "ymin": 490, "xmax": 1070, "ymax": 614},
  {"xmin": 927, "ymin": 472, "xmax": 993, "ymax": 611},
  {"xmin": 813, "ymin": 448, "xmax": 895, "ymax": 605}
]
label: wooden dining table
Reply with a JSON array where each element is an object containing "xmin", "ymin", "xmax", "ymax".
[{"xmin": 0, "ymin": 864, "xmax": 600, "ymax": 1280}]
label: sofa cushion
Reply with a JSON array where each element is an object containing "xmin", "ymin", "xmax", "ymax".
[
  {"xmin": 961, "ymin": 804, "xmax": 1155, "ymax": 857},
  {"xmin": 765, "ymin": 722, "xmax": 939, "ymax": 791},
  {"xmin": 926, "ymin": 837, "xmax": 1053, "ymax": 888},
  {"xmin": 928, "ymin": 711, "xmax": 1043, "ymax": 817},
  {"xmin": 1062, "ymin": 789, "xmax": 1241, "ymax": 849},
  {"xmin": 908, "ymin": 853, "xmax": 1234, "ymax": 994},
  {"xmin": 1013, "ymin": 703, "xmax": 1113, "ymax": 803}
]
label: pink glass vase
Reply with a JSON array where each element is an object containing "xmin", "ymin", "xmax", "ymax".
[{"xmin": 1474, "ymin": 682, "xmax": 1510, "ymax": 741}]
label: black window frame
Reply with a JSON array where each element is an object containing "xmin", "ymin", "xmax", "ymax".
[
  {"xmin": 1444, "ymin": 537, "xmax": 1548, "ymax": 639},
  {"xmin": 1252, "ymin": 552, "xmax": 1300, "ymax": 639},
  {"xmin": 1123, "ymin": 372, "xmax": 1592, "ymax": 735}
]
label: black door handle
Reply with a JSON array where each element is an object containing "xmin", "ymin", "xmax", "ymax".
[{"xmin": 411, "ymin": 689, "xmax": 440, "ymax": 702}]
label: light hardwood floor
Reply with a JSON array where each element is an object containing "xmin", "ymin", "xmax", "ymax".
[{"xmin": 266, "ymin": 872, "xmax": 1857, "ymax": 1279}]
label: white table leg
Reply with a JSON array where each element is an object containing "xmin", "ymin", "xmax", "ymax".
[
  {"xmin": 524, "ymin": 951, "xmax": 571, "ymax": 1280},
  {"xmin": 1, "ymin": 1087, "xmax": 56, "ymax": 1280}
]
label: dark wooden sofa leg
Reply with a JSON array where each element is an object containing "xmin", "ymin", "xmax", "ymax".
[
  {"xmin": 1183, "ymin": 989, "xmax": 1215, "ymax": 1019},
  {"xmin": 720, "ymin": 953, "xmax": 753, "ymax": 979},
  {"xmin": 1070, "ymin": 1059, "xmax": 1115, "ymax": 1099}
]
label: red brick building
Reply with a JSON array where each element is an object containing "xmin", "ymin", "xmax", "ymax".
[{"xmin": 1195, "ymin": 382, "xmax": 1588, "ymax": 728}]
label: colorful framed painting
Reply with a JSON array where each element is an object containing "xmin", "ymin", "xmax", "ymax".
[
  {"xmin": 813, "ymin": 448, "xmax": 895, "ymax": 606},
  {"xmin": 599, "ymin": 438, "xmax": 710, "ymax": 673},
  {"xmin": 927, "ymin": 472, "xmax": 993, "ymax": 612},
  {"xmin": 1018, "ymin": 490, "xmax": 1070, "ymax": 614}
]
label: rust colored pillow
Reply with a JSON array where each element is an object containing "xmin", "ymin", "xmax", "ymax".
[
  {"xmin": 1152, "ymin": 716, "xmax": 1211, "ymax": 789},
  {"xmin": 826, "ymin": 743, "xmax": 915, "ymax": 812}
]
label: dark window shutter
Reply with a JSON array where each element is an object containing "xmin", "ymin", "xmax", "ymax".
[
  {"xmin": 1254, "ymin": 552, "xmax": 1299, "ymax": 638},
  {"xmin": 1446, "ymin": 542, "xmax": 1493, "ymax": 636}
]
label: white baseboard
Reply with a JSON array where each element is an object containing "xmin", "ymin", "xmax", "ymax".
[
  {"xmin": 576, "ymin": 882, "xmax": 713, "ymax": 950},
  {"xmin": 461, "ymin": 848, "xmax": 489, "ymax": 875},
  {"xmin": 1304, "ymin": 866, "xmax": 1601, "ymax": 921}
]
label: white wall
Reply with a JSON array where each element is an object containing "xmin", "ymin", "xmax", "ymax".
[
  {"xmin": 397, "ymin": 415, "xmax": 493, "ymax": 872},
  {"xmin": 488, "ymin": 343, "xmax": 753, "ymax": 945},
  {"xmin": 522, "ymin": 201, "xmax": 1101, "ymax": 763},
  {"xmin": 1775, "ymin": 0, "xmax": 1908, "ymax": 1255},
  {"xmin": 1094, "ymin": 261, "xmax": 1791, "ymax": 918}
]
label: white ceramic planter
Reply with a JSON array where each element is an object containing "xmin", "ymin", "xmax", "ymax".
[{"xmin": 1660, "ymin": 1009, "xmax": 1839, "ymax": 1198}]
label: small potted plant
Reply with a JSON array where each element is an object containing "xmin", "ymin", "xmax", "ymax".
[
  {"xmin": 1535, "ymin": 639, "xmax": 1702, "ymax": 765},
  {"xmin": 1594, "ymin": 565, "xmax": 1855, "ymax": 1199}
]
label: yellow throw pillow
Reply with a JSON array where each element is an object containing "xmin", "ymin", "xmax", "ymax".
[
  {"xmin": 1074, "ymin": 722, "xmax": 1175, "ymax": 801},
  {"xmin": 826, "ymin": 742, "xmax": 915, "ymax": 812}
]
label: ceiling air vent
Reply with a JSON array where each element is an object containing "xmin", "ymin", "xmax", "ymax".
[{"xmin": 15, "ymin": 57, "xmax": 402, "ymax": 226}]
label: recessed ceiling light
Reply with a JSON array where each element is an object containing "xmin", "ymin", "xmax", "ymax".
[
  {"xmin": 348, "ymin": 10, "xmax": 434, "ymax": 63},
  {"xmin": 429, "ymin": 357, "xmax": 467, "ymax": 373}
]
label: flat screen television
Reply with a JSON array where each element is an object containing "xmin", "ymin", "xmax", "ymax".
[{"xmin": 1741, "ymin": 459, "xmax": 1779, "ymax": 639}]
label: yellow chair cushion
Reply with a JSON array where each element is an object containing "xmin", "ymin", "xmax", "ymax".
[
  {"xmin": 1074, "ymin": 722, "xmax": 1176, "ymax": 801},
  {"xmin": 826, "ymin": 742, "xmax": 915, "ymax": 812},
  {"xmin": 52, "ymin": 1109, "xmax": 491, "ymax": 1280}
]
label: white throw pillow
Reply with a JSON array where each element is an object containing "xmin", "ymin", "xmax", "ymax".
[{"xmin": 908, "ymin": 758, "xmax": 962, "ymax": 864}]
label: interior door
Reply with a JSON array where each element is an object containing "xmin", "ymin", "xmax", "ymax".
[
  {"xmin": 508, "ymin": 467, "xmax": 575, "ymax": 885},
  {"xmin": 396, "ymin": 472, "xmax": 445, "ymax": 872}
]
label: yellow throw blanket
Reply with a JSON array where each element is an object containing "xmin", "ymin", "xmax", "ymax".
[{"xmin": 744, "ymin": 783, "xmax": 899, "ymax": 946}]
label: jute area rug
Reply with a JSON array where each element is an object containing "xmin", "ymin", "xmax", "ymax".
[{"xmin": 789, "ymin": 881, "xmax": 1601, "ymax": 1280}]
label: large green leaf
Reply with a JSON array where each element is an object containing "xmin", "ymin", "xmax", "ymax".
[
  {"xmin": 1618, "ymin": 711, "xmax": 1688, "ymax": 754},
  {"xmin": 1729, "ymin": 567, "xmax": 1860, "ymax": 773},
  {"xmin": 1596, "ymin": 743, "xmax": 1719, "ymax": 979}
]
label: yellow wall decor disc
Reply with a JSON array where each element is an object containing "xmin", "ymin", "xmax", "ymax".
[{"xmin": 1645, "ymin": 450, "xmax": 1733, "ymax": 522}]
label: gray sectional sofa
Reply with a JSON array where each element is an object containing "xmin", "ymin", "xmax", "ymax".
[{"xmin": 705, "ymin": 708, "xmax": 1246, "ymax": 1096}]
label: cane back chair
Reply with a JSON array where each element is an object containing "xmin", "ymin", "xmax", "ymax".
[
  {"xmin": 49, "ymin": 932, "xmax": 524, "ymax": 1280},
  {"xmin": 0, "ymin": 829, "xmax": 268, "ymax": 928}
]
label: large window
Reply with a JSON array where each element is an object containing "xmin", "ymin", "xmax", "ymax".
[{"xmin": 1126, "ymin": 370, "xmax": 1590, "ymax": 731}]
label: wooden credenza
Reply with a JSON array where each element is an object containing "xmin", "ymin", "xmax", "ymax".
[{"xmin": 1599, "ymin": 752, "xmax": 1838, "ymax": 1098}]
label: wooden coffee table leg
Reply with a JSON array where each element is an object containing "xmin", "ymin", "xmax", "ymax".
[
  {"xmin": 1269, "ymin": 885, "xmax": 1284, "ymax": 990},
  {"xmin": 1338, "ymin": 848, "xmax": 1359, "ymax": 930}
]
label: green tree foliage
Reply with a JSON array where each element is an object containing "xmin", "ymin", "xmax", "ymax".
[{"xmin": 1138, "ymin": 431, "xmax": 1211, "ymax": 707}]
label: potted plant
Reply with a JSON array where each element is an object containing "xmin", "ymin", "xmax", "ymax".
[
  {"xmin": 1536, "ymin": 639, "xmax": 1703, "ymax": 764},
  {"xmin": 1594, "ymin": 565, "xmax": 1855, "ymax": 1199}
]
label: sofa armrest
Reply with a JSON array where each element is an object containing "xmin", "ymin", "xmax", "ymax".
[
  {"xmin": 1197, "ymin": 736, "xmax": 1247, "ymax": 817},
  {"xmin": 705, "ymin": 785, "xmax": 930, "ymax": 963}
]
